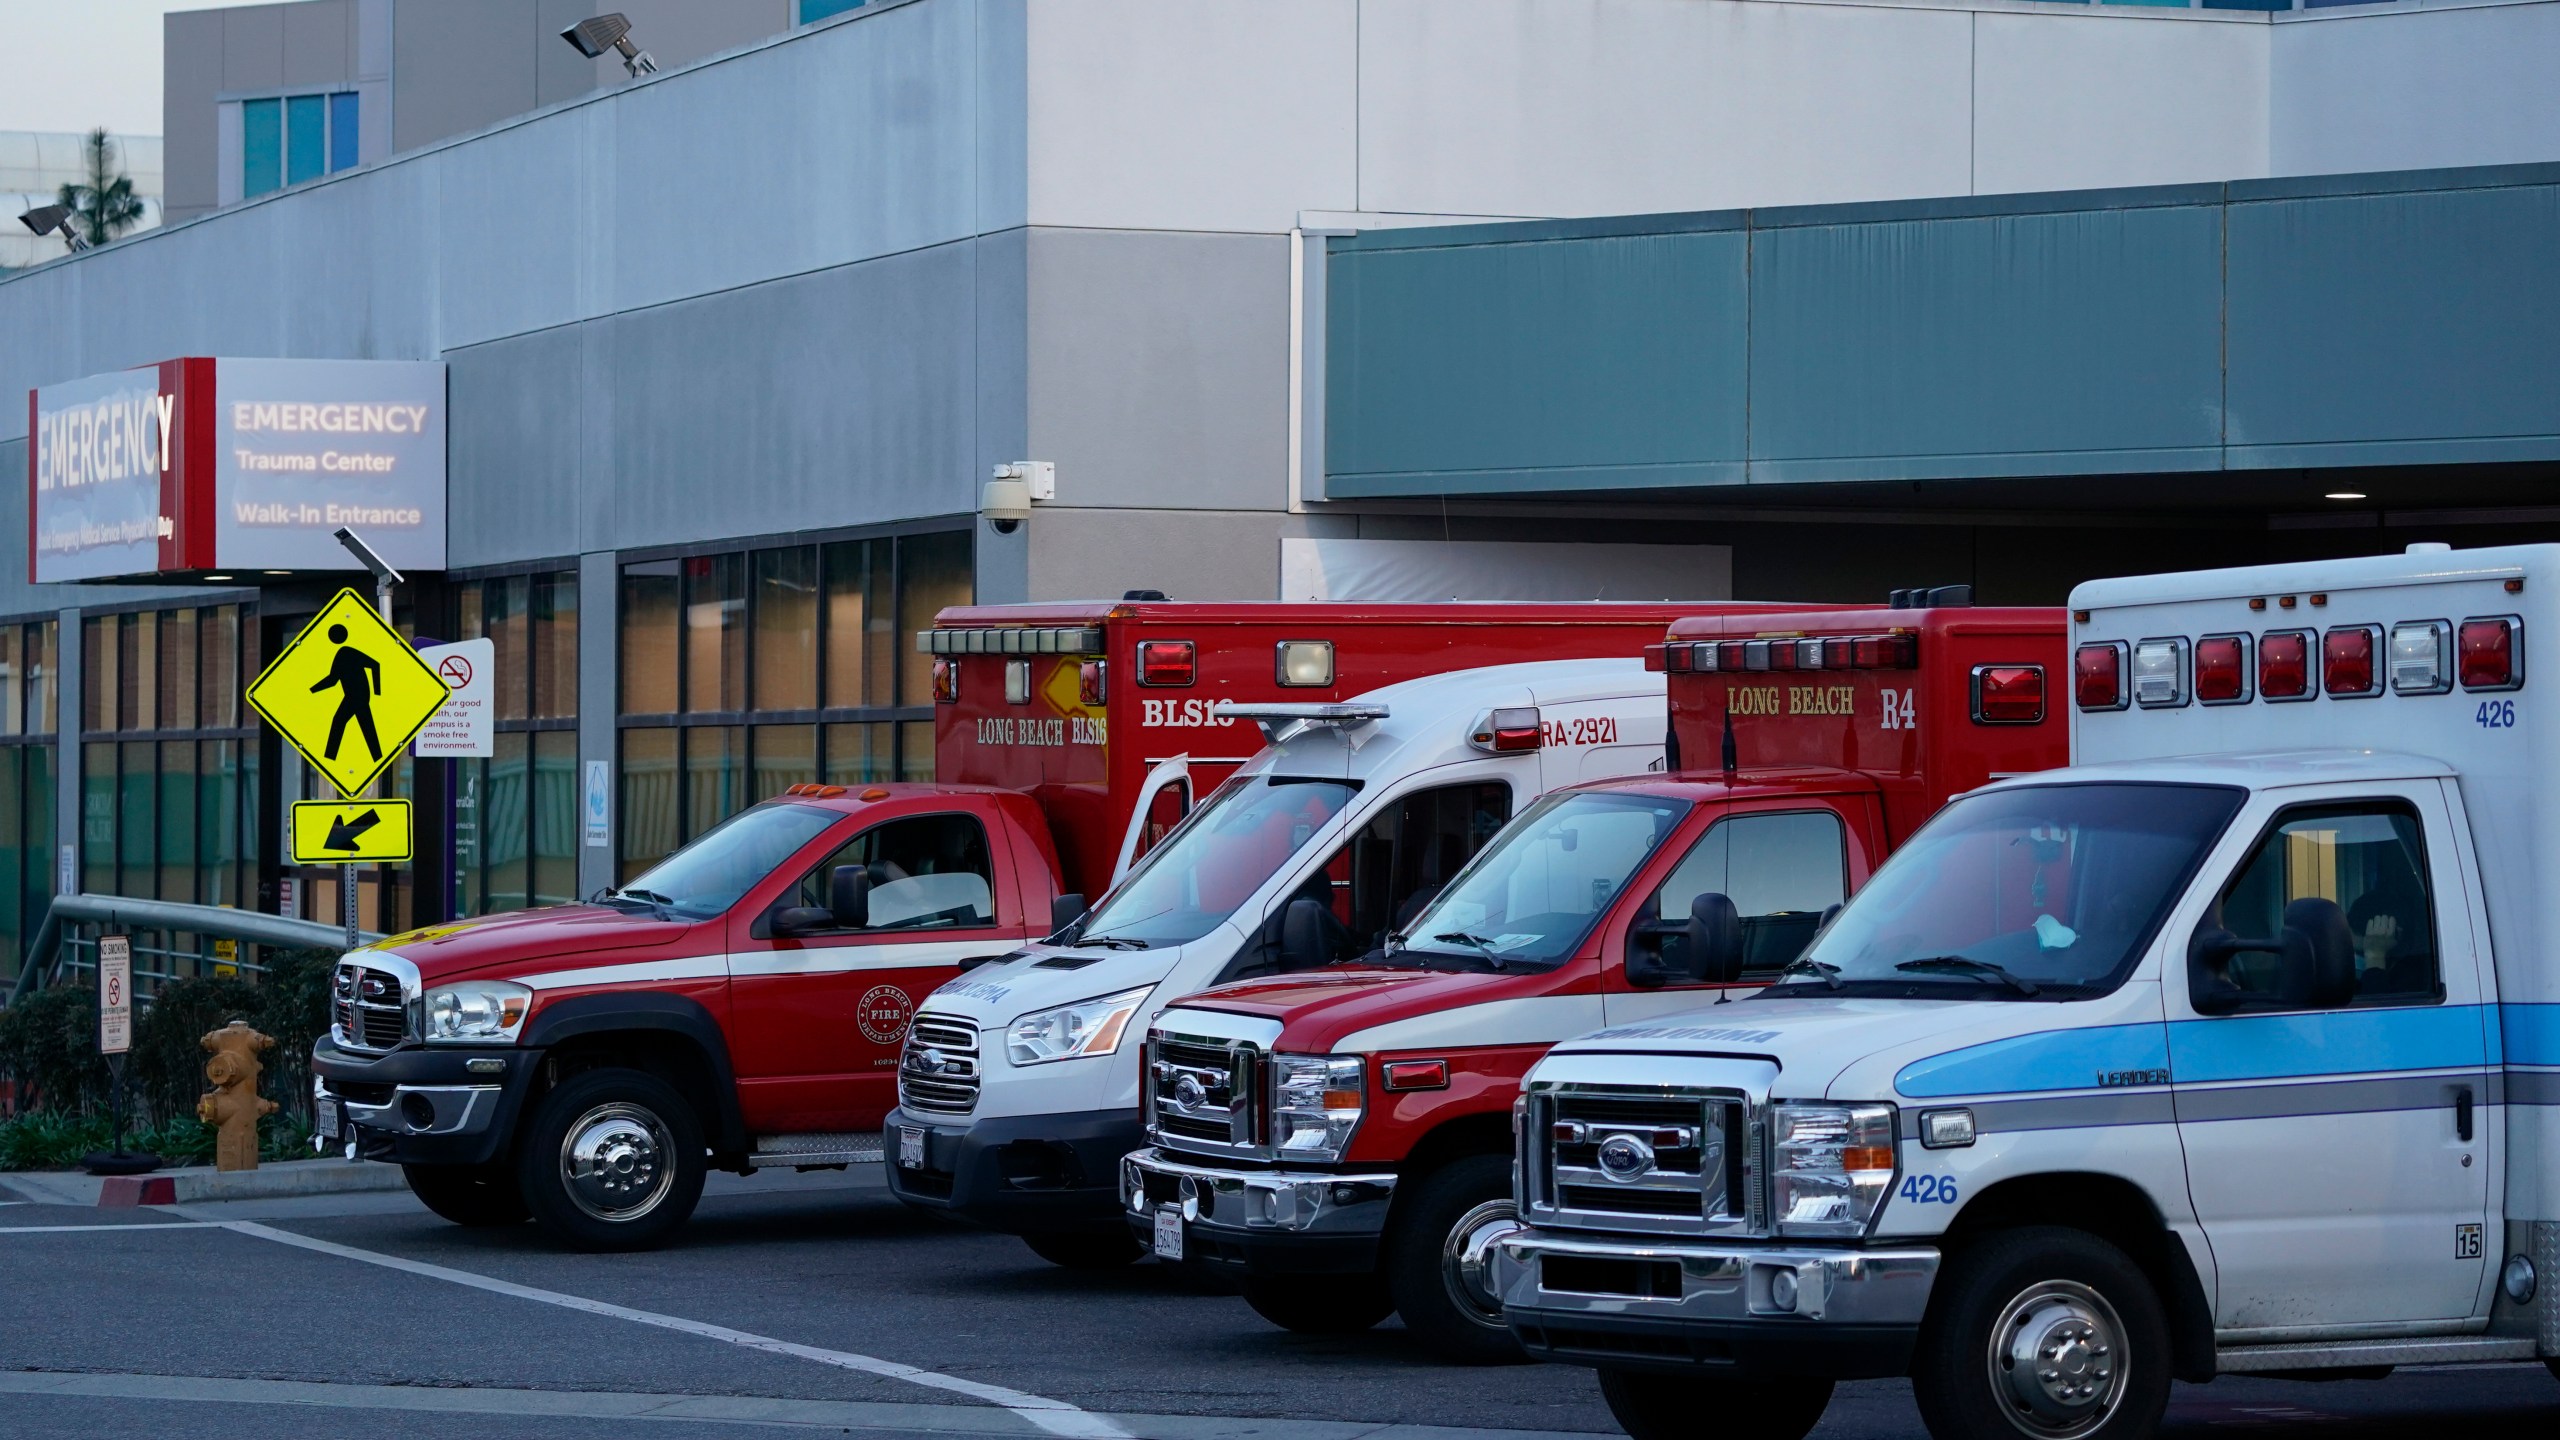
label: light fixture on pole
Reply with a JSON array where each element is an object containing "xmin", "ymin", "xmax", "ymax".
[
  {"xmin": 561, "ymin": 13, "xmax": 658, "ymax": 77},
  {"xmin": 17, "ymin": 204, "xmax": 89, "ymax": 253}
]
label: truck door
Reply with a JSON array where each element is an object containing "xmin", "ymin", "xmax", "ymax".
[
  {"xmin": 1235, "ymin": 777, "xmax": 1516, "ymax": 977},
  {"xmin": 727, "ymin": 811, "xmax": 1021, "ymax": 1134},
  {"xmin": 2168, "ymin": 783, "xmax": 2490, "ymax": 1328},
  {"xmin": 1603, "ymin": 805, "xmax": 1856, "ymax": 1024}
]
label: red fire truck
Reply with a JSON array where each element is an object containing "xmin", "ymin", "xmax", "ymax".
[
  {"xmin": 313, "ymin": 598, "xmax": 1720, "ymax": 1250},
  {"xmin": 1120, "ymin": 595, "xmax": 2067, "ymax": 1360}
]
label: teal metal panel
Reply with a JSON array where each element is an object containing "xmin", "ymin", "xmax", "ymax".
[
  {"xmin": 1325, "ymin": 223, "xmax": 1747, "ymax": 498},
  {"xmin": 1747, "ymin": 202, "xmax": 2226, "ymax": 483},
  {"xmin": 2227, "ymin": 177, "xmax": 2560, "ymax": 468}
]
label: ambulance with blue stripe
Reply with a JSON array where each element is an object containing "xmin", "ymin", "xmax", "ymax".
[{"xmin": 1495, "ymin": 543, "xmax": 2560, "ymax": 1440}]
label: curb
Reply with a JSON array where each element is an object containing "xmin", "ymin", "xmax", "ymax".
[{"xmin": 95, "ymin": 1159, "xmax": 408, "ymax": 1207}]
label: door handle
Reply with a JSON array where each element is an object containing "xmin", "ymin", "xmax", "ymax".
[{"xmin": 2454, "ymin": 1085, "xmax": 2475, "ymax": 1144}]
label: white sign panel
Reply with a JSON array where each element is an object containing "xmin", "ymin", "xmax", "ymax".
[
  {"xmin": 215, "ymin": 357, "xmax": 447, "ymax": 572},
  {"xmin": 29, "ymin": 367, "xmax": 169, "ymax": 582},
  {"xmin": 416, "ymin": 637, "xmax": 495, "ymax": 758},
  {"xmin": 98, "ymin": 935, "xmax": 132, "ymax": 1056},
  {"xmin": 584, "ymin": 760, "xmax": 611, "ymax": 848}
]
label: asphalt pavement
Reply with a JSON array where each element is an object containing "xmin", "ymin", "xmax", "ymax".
[{"xmin": 1, "ymin": 1167, "xmax": 2555, "ymax": 1439}]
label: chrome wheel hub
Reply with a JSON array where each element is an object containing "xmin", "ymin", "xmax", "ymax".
[
  {"xmin": 1442, "ymin": 1199, "xmax": 1523, "ymax": 1325},
  {"xmin": 1989, "ymin": 1280, "xmax": 2127, "ymax": 1438},
  {"xmin": 559, "ymin": 1102, "xmax": 673, "ymax": 1222}
]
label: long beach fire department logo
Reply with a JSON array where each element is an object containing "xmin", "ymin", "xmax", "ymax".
[{"xmin": 857, "ymin": 985, "xmax": 916, "ymax": 1046}]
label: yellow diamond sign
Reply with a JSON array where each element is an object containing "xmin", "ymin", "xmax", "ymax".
[{"xmin": 248, "ymin": 589, "xmax": 449, "ymax": 798}]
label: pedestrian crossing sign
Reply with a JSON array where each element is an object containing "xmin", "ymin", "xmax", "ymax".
[{"xmin": 247, "ymin": 589, "xmax": 450, "ymax": 799}]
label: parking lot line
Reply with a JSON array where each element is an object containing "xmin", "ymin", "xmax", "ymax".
[
  {"xmin": 210, "ymin": 1219, "xmax": 1131, "ymax": 1440},
  {"xmin": 0, "ymin": 1222, "xmax": 220, "ymax": 1234}
]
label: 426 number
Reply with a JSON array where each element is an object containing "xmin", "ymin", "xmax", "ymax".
[
  {"xmin": 1898, "ymin": 1174, "xmax": 1959, "ymax": 1205},
  {"xmin": 2476, "ymin": 700, "xmax": 2518, "ymax": 730}
]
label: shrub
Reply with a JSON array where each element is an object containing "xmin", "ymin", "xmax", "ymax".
[
  {"xmin": 129, "ymin": 947, "xmax": 336, "ymax": 1127},
  {"xmin": 0, "ymin": 1109, "xmax": 317, "ymax": 1171},
  {"xmin": 0, "ymin": 985, "xmax": 111, "ymax": 1116}
]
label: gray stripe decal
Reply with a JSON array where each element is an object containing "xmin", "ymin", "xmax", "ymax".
[
  {"xmin": 1897, "ymin": 1091, "xmax": 2175, "ymax": 1140},
  {"xmin": 2174, "ymin": 1072, "xmax": 2474, "ymax": 1125},
  {"xmin": 1896, "ymin": 1068, "xmax": 2552, "ymax": 1135},
  {"xmin": 2509, "ymin": 1069, "xmax": 2560, "ymax": 1105}
]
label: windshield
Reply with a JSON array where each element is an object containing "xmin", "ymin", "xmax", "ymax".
[
  {"xmin": 617, "ymin": 803, "xmax": 839, "ymax": 919},
  {"xmin": 1779, "ymin": 782, "xmax": 2245, "ymax": 997},
  {"xmin": 1395, "ymin": 790, "xmax": 1692, "ymax": 970},
  {"xmin": 1071, "ymin": 774, "xmax": 1360, "ymax": 948}
]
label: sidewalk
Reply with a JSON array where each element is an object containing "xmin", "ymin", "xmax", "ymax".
[{"xmin": 0, "ymin": 1158, "xmax": 410, "ymax": 1207}]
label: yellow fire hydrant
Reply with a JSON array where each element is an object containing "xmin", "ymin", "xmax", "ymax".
[{"xmin": 197, "ymin": 1020, "xmax": 278, "ymax": 1172}]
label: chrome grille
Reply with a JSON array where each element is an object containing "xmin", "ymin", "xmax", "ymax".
[
  {"xmin": 1145, "ymin": 1030, "xmax": 1263, "ymax": 1159},
  {"xmin": 898, "ymin": 1014, "xmax": 981, "ymax": 1115},
  {"xmin": 332, "ymin": 961, "xmax": 411, "ymax": 1050},
  {"xmin": 1523, "ymin": 1086, "xmax": 1757, "ymax": 1237}
]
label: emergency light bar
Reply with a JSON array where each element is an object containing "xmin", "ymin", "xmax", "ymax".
[
  {"xmin": 1215, "ymin": 701, "xmax": 1389, "ymax": 744},
  {"xmin": 2078, "ymin": 615, "xmax": 2525, "ymax": 711},
  {"xmin": 1649, "ymin": 633, "xmax": 1918, "ymax": 674},
  {"xmin": 919, "ymin": 626, "xmax": 1106, "ymax": 657}
]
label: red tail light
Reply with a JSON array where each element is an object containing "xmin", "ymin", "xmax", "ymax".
[
  {"xmin": 1852, "ymin": 634, "xmax": 1917, "ymax": 669},
  {"xmin": 1135, "ymin": 640, "xmax": 1195, "ymax": 687},
  {"xmin": 2074, "ymin": 642, "xmax": 2127, "ymax": 711},
  {"xmin": 2196, "ymin": 635, "xmax": 2249, "ymax": 704},
  {"xmin": 1645, "ymin": 643, "xmax": 1674, "ymax": 673},
  {"xmin": 932, "ymin": 657, "xmax": 959, "ymax": 704},
  {"xmin": 1766, "ymin": 641, "xmax": 1799, "ymax": 672},
  {"xmin": 1079, "ymin": 659, "xmax": 1107, "ymax": 705},
  {"xmin": 1473, "ymin": 706, "xmax": 1542, "ymax": 753},
  {"xmin": 1971, "ymin": 665, "xmax": 2046, "ymax": 724},
  {"xmin": 2459, "ymin": 616, "xmax": 2523, "ymax": 690},
  {"xmin": 2322, "ymin": 626, "xmax": 2382, "ymax": 697},
  {"xmin": 1716, "ymin": 641, "xmax": 1748, "ymax": 672},
  {"xmin": 2259, "ymin": 630, "xmax": 2311, "ymax": 700}
]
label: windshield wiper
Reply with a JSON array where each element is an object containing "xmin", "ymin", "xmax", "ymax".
[
  {"xmin": 1894, "ymin": 956, "xmax": 2041, "ymax": 997},
  {"xmin": 607, "ymin": 886, "xmax": 677, "ymax": 916},
  {"xmin": 1429, "ymin": 932, "xmax": 1512, "ymax": 972},
  {"xmin": 1068, "ymin": 933, "xmax": 1150, "ymax": 950},
  {"xmin": 1777, "ymin": 956, "xmax": 1843, "ymax": 991}
]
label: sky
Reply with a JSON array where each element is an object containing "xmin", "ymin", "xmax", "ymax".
[{"xmin": 0, "ymin": 1, "xmax": 236, "ymax": 136}]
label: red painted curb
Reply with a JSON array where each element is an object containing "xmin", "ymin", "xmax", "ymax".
[{"xmin": 98, "ymin": 1176, "xmax": 177, "ymax": 1207}]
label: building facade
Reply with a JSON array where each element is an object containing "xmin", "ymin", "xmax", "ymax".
[{"xmin": 7, "ymin": 0, "xmax": 2560, "ymax": 986}]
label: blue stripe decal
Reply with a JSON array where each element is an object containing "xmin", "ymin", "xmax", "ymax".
[
  {"xmin": 1895, "ymin": 1023, "xmax": 2169, "ymax": 1099},
  {"xmin": 2506, "ymin": 1004, "xmax": 2560, "ymax": 1067},
  {"xmin": 2164, "ymin": 1005, "xmax": 2486, "ymax": 1083}
]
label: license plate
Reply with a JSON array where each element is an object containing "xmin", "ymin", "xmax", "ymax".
[
  {"xmin": 898, "ymin": 1126, "xmax": 925, "ymax": 1170},
  {"xmin": 1153, "ymin": 1206, "xmax": 1184, "ymax": 1261},
  {"xmin": 315, "ymin": 1096, "xmax": 342, "ymax": 1141}
]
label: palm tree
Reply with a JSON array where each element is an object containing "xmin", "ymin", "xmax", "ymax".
[{"xmin": 56, "ymin": 128, "xmax": 145, "ymax": 248}]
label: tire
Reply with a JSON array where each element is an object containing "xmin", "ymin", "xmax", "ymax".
[
  {"xmin": 1023, "ymin": 1229, "xmax": 1143, "ymax": 1269},
  {"xmin": 403, "ymin": 1163, "xmax": 529, "ymax": 1227},
  {"xmin": 514, "ymin": 1068, "xmax": 706, "ymax": 1252},
  {"xmin": 1910, "ymin": 1226, "xmax": 2172, "ymax": 1440},
  {"xmin": 1243, "ymin": 1274, "xmax": 1395, "ymax": 1335},
  {"xmin": 1384, "ymin": 1154, "xmax": 1528, "ymax": 1364},
  {"xmin": 1596, "ymin": 1368, "xmax": 1833, "ymax": 1440}
]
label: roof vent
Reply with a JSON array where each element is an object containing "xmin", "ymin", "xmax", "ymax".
[
  {"xmin": 2406, "ymin": 543, "xmax": 2451, "ymax": 555},
  {"xmin": 1889, "ymin": 584, "xmax": 1974, "ymax": 609},
  {"xmin": 1123, "ymin": 589, "xmax": 1168, "ymax": 601}
]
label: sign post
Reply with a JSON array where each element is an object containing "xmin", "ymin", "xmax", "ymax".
[{"xmin": 84, "ymin": 933, "xmax": 160, "ymax": 1174}]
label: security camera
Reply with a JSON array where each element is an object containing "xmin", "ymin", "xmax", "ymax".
[{"xmin": 983, "ymin": 477, "xmax": 1031, "ymax": 534}]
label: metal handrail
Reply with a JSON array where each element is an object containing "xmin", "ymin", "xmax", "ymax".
[{"xmin": 7, "ymin": 895, "xmax": 383, "ymax": 1006}]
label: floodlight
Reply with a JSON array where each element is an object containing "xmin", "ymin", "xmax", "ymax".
[
  {"xmin": 334, "ymin": 527, "xmax": 404, "ymax": 588},
  {"xmin": 17, "ymin": 205, "xmax": 88, "ymax": 252},
  {"xmin": 561, "ymin": 13, "xmax": 658, "ymax": 77}
]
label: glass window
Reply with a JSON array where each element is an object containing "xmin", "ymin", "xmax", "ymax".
[
  {"xmin": 199, "ymin": 610, "xmax": 236, "ymax": 728},
  {"xmin": 243, "ymin": 97, "xmax": 282, "ymax": 198},
  {"xmin": 1795, "ymin": 783, "xmax": 2245, "ymax": 996},
  {"xmin": 29, "ymin": 622, "xmax": 55, "ymax": 736},
  {"xmin": 617, "ymin": 801, "xmax": 838, "ymax": 919},
  {"xmin": 118, "ymin": 740, "xmax": 153, "ymax": 894},
  {"xmin": 1655, "ymin": 811, "xmax": 1848, "ymax": 977},
  {"xmin": 1400, "ymin": 791, "xmax": 1691, "ymax": 970},
  {"xmin": 620, "ymin": 561, "xmax": 680, "ymax": 714},
  {"xmin": 897, "ymin": 531, "xmax": 971, "ymax": 707},
  {"xmin": 123, "ymin": 613, "xmax": 154, "ymax": 732},
  {"xmin": 618, "ymin": 728, "xmax": 679, "ymax": 880},
  {"xmin": 486, "ymin": 731, "xmax": 530, "ymax": 911},
  {"xmin": 534, "ymin": 573, "xmax": 578, "ymax": 719},
  {"xmin": 487, "ymin": 574, "xmax": 531, "ymax": 722},
  {"xmin": 685, "ymin": 555, "xmax": 745, "ymax": 713},
  {"xmin": 161, "ymin": 608, "xmax": 197, "ymax": 730},
  {"xmin": 824, "ymin": 722, "xmax": 893, "ymax": 787},
  {"xmin": 1076, "ymin": 775, "xmax": 1360, "ymax": 949},
  {"xmin": 532, "ymin": 731, "xmax": 578, "ymax": 907},
  {"xmin": 1335, "ymin": 782, "xmax": 1513, "ymax": 949},
  {"xmin": 753, "ymin": 724, "xmax": 817, "ymax": 801},
  {"xmin": 683, "ymin": 725, "xmax": 745, "ymax": 841},
  {"xmin": 753, "ymin": 547, "xmax": 819, "ymax": 711},
  {"xmin": 328, "ymin": 91, "xmax": 359, "ymax": 172},
  {"xmin": 786, "ymin": 813, "xmax": 996, "ymax": 930},
  {"xmin": 801, "ymin": 0, "xmax": 868, "ymax": 22},
  {"xmin": 158, "ymin": 739, "xmax": 197, "ymax": 903},
  {"xmin": 898, "ymin": 720, "xmax": 934, "ymax": 783},
  {"xmin": 199, "ymin": 739, "xmax": 239, "ymax": 909},
  {"xmin": 0, "ymin": 627, "xmax": 18, "ymax": 737},
  {"xmin": 823, "ymin": 537, "xmax": 892, "ymax": 709},
  {"xmin": 2207, "ymin": 803, "xmax": 2440, "ymax": 1006},
  {"xmin": 286, "ymin": 94, "xmax": 325, "ymax": 186},
  {"xmin": 83, "ymin": 616, "xmax": 115, "ymax": 732}
]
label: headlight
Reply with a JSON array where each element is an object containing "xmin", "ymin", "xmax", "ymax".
[
  {"xmin": 1270, "ymin": 1053, "xmax": 1365, "ymax": 1161},
  {"xmin": 1006, "ymin": 986, "xmax": 1152, "ymax": 1066},
  {"xmin": 423, "ymin": 980, "xmax": 531, "ymax": 1044},
  {"xmin": 1770, "ymin": 1102, "xmax": 1898, "ymax": 1237}
]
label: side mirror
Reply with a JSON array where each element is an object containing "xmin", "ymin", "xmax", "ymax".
[
  {"xmin": 1277, "ymin": 897, "xmax": 1332, "ymax": 973},
  {"xmin": 1684, "ymin": 892, "xmax": 1745, "ymax": 986},
  {"xmin": 771, "ymin": 905, "xmax": 836, "ymax": 938},
  {"xmin": 829, "ymin": 865, "xmax": 871, "ymax": 930},
  {"xmin": 1050, "ymin": 892, "xmax": 1088, "ymax": 937}
]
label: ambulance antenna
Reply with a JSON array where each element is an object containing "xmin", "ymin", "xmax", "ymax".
[{"xmin": 1720, "ymin": 704, "xmax": 1738, "ymax": 776}]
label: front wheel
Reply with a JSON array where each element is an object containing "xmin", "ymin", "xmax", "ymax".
[
  {"xmin": 403, "ymin": 1163, "xmax": 528, "ymax": 1227},
  {"xmin": 1597, "ymin": 1368, "xmax": 1833, "ymax": 1440},
  {"xmin": 1022, "ymin": 1229, "xmax": 1142, "ymax": 1269},
  {"xmin": 515, "ymin": 1068, "xmax": 706, "ymax": 1252},
  {"xmin": 1385, "ymin": 1154, "xmax": 1528, "ymax": 1364},
  {"xmin": 1909, "ymin": 1226, "xmax": 2171, "ymax": 1440},
  {"xmin": 1243, "ymin": 1274, "xmax": 1394, "ymax": 1335}
]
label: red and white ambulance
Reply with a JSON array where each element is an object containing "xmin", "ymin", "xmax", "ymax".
[
  {"xmin": 313, "ymin": 599, "xmax": 1718, "ymax": 1249},
  {"xmin": 1120, "ymin": 595, "xmax": 2066, "ymax": 1359}
]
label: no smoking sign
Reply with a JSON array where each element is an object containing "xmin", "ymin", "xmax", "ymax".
[{"xmin": 418, "ymin": 637, "xmax": 495, "ymax": 759}]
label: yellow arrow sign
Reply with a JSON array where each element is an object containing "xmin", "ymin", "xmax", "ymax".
[
  {"xmin": 247, "ymin": 589, "xmax": 449, "ymax": 798},
  {"xmin": 290, "ymin": 799, "xmax": 415, "ymax": 864}
]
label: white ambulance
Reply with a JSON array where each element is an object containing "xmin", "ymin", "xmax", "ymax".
[
  {"xmin": 885, "ymin": 659, "xmax": 1669, "ymax": 1266},
  {"xmin": 1495, "ymin": 544, "xmax": 2560, "ymax": 1440}
]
